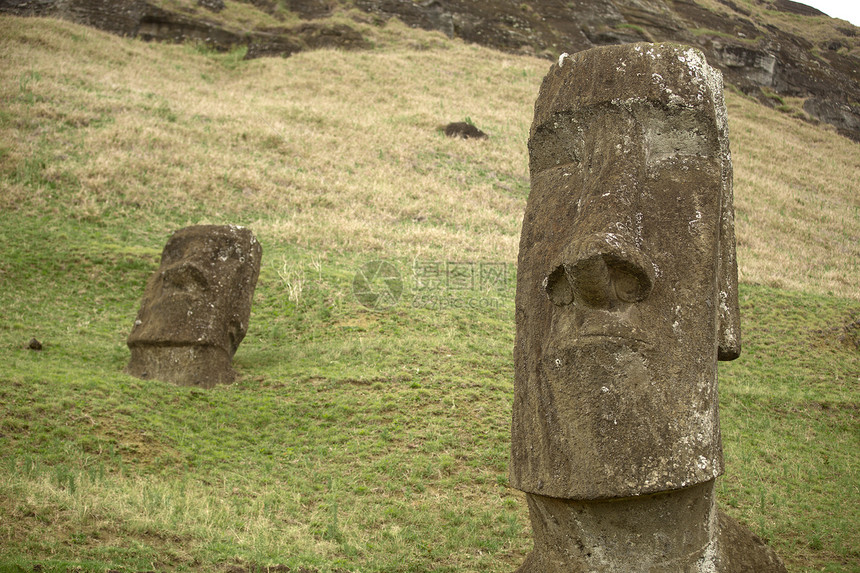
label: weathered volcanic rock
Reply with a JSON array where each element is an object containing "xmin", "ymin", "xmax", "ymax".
[{"xmin": 126, "ymin": 225, "xmax": 261, "ymax": 388}]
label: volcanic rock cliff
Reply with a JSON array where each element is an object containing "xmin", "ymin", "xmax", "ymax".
[{"xmin": 2, "ymin": 0, "xmax": 858, "ymax": 140}]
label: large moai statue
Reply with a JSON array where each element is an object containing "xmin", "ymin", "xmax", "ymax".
[
  {"xmin": 126, "ymin": 225, "xmax": 261, "ymax": 388},
  {"xmin": 510, "ymin": 43, "xmax": 784, "ymax": 572}
]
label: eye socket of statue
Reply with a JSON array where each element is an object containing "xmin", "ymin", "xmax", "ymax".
[{"xmin": 161, "ymin": 262, "xmax": 209, "ymax": 293}]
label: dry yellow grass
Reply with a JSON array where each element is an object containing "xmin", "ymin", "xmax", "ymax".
[
  {"xmin": 727, "ymin": 92, "xmax": 860, "ymax": 299},
  {"xmin": 153, "ymin": 0, "xmax": 301, "ymax": 29},
  {"xmin": 1, "ymin": 14, "xmax": 857, "ymax": 299}
]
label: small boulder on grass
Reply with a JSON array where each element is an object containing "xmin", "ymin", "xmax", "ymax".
[{"xmin": 441, "ymin": 121, "xmax": 488, "ymax": 139}]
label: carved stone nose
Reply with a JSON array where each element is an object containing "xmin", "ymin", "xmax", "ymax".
[{"xmin": 544, "ymin": 234, "xmax": 655, "ymax": 309}]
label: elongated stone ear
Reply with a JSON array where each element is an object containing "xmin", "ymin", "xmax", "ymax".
[
  {"xmin": 714, "ymin": 76, "xmax": 741, "ymax": 362},
  {"xmin": 717, "ymin": 184, "xmax": 741, "ymax": 361}
]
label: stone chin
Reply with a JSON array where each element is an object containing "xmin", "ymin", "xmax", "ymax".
[
  {"xmin": 126, "ymin": 300, "xmax": 238, "ymax": 354},
  {"xmin": 125, "ymin": 344, "xmax": 236, "ymax": 388},
  {"xmin": 524, "ymin": 338, "xmax": 721, "ymax": 500}
]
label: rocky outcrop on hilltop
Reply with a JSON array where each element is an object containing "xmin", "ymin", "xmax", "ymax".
[
  {"xmin": 1, "ymin": 0, "xmax": 858, "ymax": 140},
  {"xmin": 0, "ymin": 0, "xmax": 368, "ymax": 57},
  {"xmin": 343, "ymin": 0, "xmax": 860, "ymax": 140}
]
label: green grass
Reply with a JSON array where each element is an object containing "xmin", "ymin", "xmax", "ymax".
[
  {"xmin": 0, "ymin": 221, "xmax": 522, "ymax": 572},
  {"xmin": 0, "ymin": 12, "xmax": 858, "ymax": 573},
  {"xmin": 718, "ymin": 287, "xmax": 859, "ymax": 568}
]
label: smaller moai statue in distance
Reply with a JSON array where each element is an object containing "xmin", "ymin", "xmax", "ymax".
[
  {"xmin": 510, "ymin": 43, "xmax": 785, "ymax": 572},
  {"xmin": 126, "ymin": 225, "xmax": 261, "ymax": 388}
]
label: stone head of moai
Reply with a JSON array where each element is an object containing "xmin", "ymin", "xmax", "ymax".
[
  {"xmin": 510, "ymin": 43, "xmax": 741, "ymax": 501},
  {"xmin": 126, "ymin": 225, "xmax": 262, "ymax": 388}
]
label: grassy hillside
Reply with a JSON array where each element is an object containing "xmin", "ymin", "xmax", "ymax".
[{"xmin": 0, "ymin": 12, "xmax": 858, "ymax": 573}]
